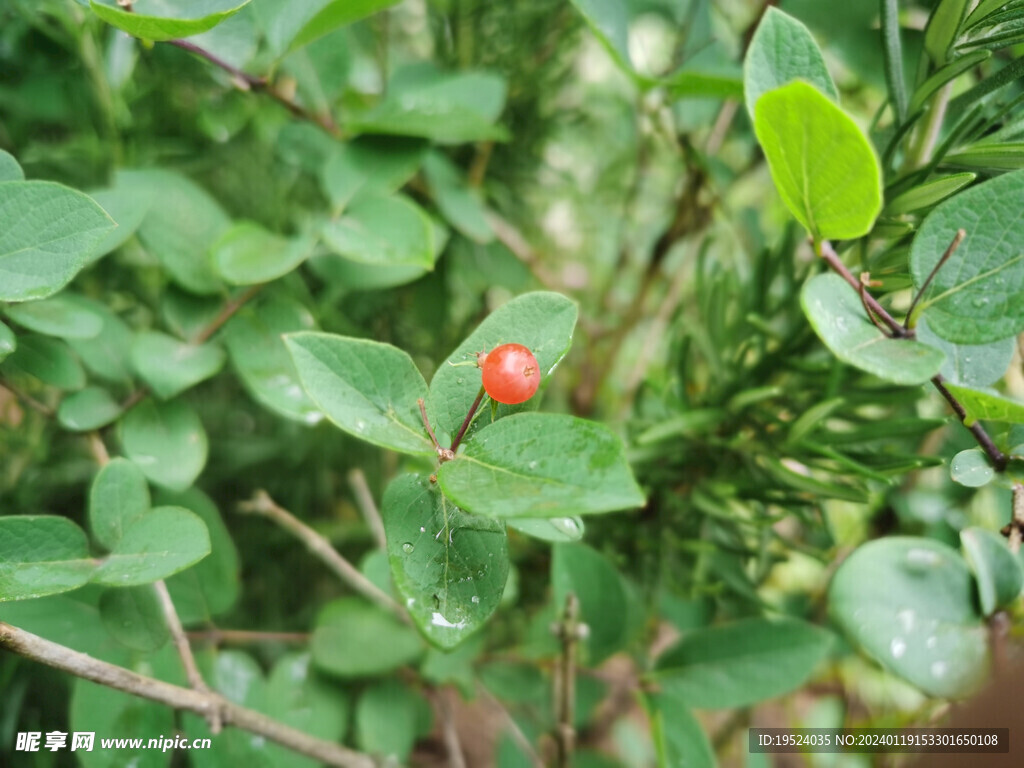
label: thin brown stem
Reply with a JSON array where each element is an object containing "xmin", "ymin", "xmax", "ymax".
[
  {"xmin": 438, "ymin": 689, "xmax": 467, "ymax": 768},
  {"xmin": 186, "ymin": 629, "xmax": 310, "ymax": 645},
  {"xmin": 449, "ymin": 387, "xmax": 486, "ymax": 453},
  {"xmin": 553, "ymin": 593, "xmax": 581, "ymax": 768},
  {"xmin": 905, "ymin": 228, "xmax": 965, "ymax": 328},
  {"xmin": 238, "ymin": 490, "xmax": 407, "ymax": 622},
  {"xmin": 86, "ymin": 431, "xmax": 111, "ymax": 466},
  {"xmin": 1008, "ymin": 484, "xmax": 1024, "ymax": 554},
  {"xmin": 0, "ymin": 622, "xmax": 375, "ymax": 768},
  {"xmin": 419, "ymin": 397, "xmax": 442, "ymax": 451},
  {"xmin": 192, "ymin": 284, "xmax": 263, "ymax": 345},
  {"xmin": 478, "ymin": 685, "xmax": 544, "ymax": 768},
  {"xmin": 0, "ymin": 380, "xmax": 54, "ymax": 416},
  {"xmin": 348, "ymin": 469, "xmax": 386, "ymax": 550},
  {"xmin": 819, "ymin": 241, "xmax": 906, "ymax": 336}
]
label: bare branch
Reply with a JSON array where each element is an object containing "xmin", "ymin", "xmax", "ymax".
[{"xmin": 347, "ymin": 469, "xmax": 386, "ymax": 550}]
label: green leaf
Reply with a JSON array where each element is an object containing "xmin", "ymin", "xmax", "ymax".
[
  {"xmin": 645, "ymin": 693, "xmax": 716, "ymax": 768},
  {"xmin": 800, "ymin": 273, "xmax": 945, "ymax": 384},
  {"xmin": 92, "ymin": 506, "xmax": 210, "ymax": 586},
  {"xmin": 256, "ymin": 0, "xmax": 401, "ymax": 55},
  {"xmin": 943, "ymin": 382, "xmax": 1024, "ymax": 424},
  {"xmin": 320, "ymin": 136, "xmax": 427, "ymax": 209},
  {"xmin": 223, "ymin": 297, "xmax": 321, "ymax": 424},
  {"xmin": 131, "ymin": 331, "xmax": 225, "ymax": 400},
  {"xmin": 439, "ymin": 413, "xmax": 644, "ymax": 518},
  {"xmin": 211, "ymin": 221, "xmax": 313, "ymax": 285},
  {"xmin": 961, "ymin": 527, "xmax": 1023, "ymax": 616},
  {"xmin": 1, "ymin": 334, "xmax": 86, "ymax": 390},
  {"xmin": 754, "ymin": 81, "xmax": 882, "ymax": 240},
  {"xmin": 71, "ymin": 677, "xmax": 174, "ymax": 768},
  {"xmin": 950, "ymin": 448, "xmax": 995, "ymax": 487},
  {"xmin": 311, "ymin": 597, "xmax": 423, "ymax": 677},
  {"xmin": 0, "ymin": 181, "xmax": 115, "ymax": 302},
  {"xmin": 883, "ymin": 173, "xmax": 977, "ymax": 216},
  {"xmin": 57, "ymin": 386, "xmax": 124, "ymax": 432},
  {"xmin": 351, "ymin": 65, "xmax": 508, "ymax": 144},
  {"xmin": 285, "ymin": 332, "xmax": 433, "ymax": 455},
  {"xmin": 67, "ymin": 298, "xmax": 135, "ymax": 386},
  {"xmin": 89, "ymin": 457, "xmax": 151, "ymax": 551},
  {"xmin": 160, "ymin": 487, "xmax": 241, "ymax": 622},
  {"xmin": 121, "ymin": 398, "xmax": 209, "ymax": 491},
  {"xmin": 0, "ymin": 320, "xmax": 15, "ymax": 363},
  {"xmin": 568, "ymin": 0, "xmax": 631, "ymax": 71},
  {"xmin": 423, "ymin": 151, "xmax": 493, "ymax": 243},
  {"xmin": 651, "ymin": 618, "xmax": 833, "ymax": 708},
  {"xmin": 133, "ymin": 170, "xmax": 230, "ymax": 295},
  {"xmin": 916, "ymin": 317, "xmax": 1013, "ymax": 387},
  {"xmin": 420, "ymin": 635, "xmax": 484, "ymax": 698},
  {"xmin": 665, "ymin": 70, "xmax": 743, "ymax": 100},
  {"xmin": 0, "ymin": 516, "xmax": 94, "ymax": 602},
  {"xmin": 963, "ymin": 0, "xmax": 1017, "ymax": 30},
  {"xmin": 383, "ymin": 474, "xmax": 509, "ymax": 649},
  {"xmin": 321, "ymin": 193, "xmax": 435, "ymax": 268},
  {"xmin": 507, "ymin": 516, "xmax": 585, "ymax": 543},
  {"xmin": 90, "ymin": 0, "xmax": 252, "ymax": 42},
  {"xmin": 99, "ymin": 585, "xmax": 169, "ymax": 652},
  {"xmin": 924, "ymin": 0, "xmax": 970, "ymax": 63},
  {"xmin": 85, "ymin": 171, "xmax": 158, "ymax": 263},
  {"xmin": 3, "ymin": 294, "xmax": 103, "ymax": 339},
  {"xmin": 427, "ymin": 291, "xmax": 578, "ymax": 440},
  {"xmin": 947, "ymin": 53, "xmax": 1024, "ymax": 115},
  {"xmin": 829, "ymin": 536, "xmax": 989, "ymax": 698},
  {"xmin": 881, "ymin": 0, "xmax": 908, "ymax": 122},
  {"xmin": 743, "ymin": 7, "xmax": 838, "ymax": 119},
  {"xmin": 355, "ymin": 679, "xmax": 430, "ymax": 763},
  {"xmin": 552, "ymin": 543, "xmax": 629, "ymax": 664},
  {"xmin": 0, "ymin": 149, "xmax": 23, "ymax": 181},
  {"xmin": 908, "ymin": 50, "xmax": 991, "ymax": 116},
  {"xmin": 943, "ymin": 142, "xmax": 1024, "ymax": 171}
]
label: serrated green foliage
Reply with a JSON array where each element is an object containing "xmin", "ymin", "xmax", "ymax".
[
  {"xmin": 552, "ymin": 543, "xmax": 628, "ymax": 664},
  {"xmin": 2, "ymin": 334, "xmax": 86, "ymax": 390},
  {"xmin": 321, "ymin": 194, "xmax": 436, "ymax": 268},
  {"xmin": 0, "ymin": 516, "xmax": 94, "ymax": 601},
  {"xmin": 950, "ymin": 448, "xmax": 995, "ymax": 487},
  {"xmin": 89, "ymin": 458, "xmax": 151, "ymax": 551},
  {"xmin": 506, "ymin": 516, "xmax": 585, "ymax": 542},
  {"xmin": 131, "ymin": 331, "xmax": 225, "ymax": 399},
  {"xmin": 223, "ymin": 297, "xmax": 321, "ymax": 424},
  {"xmin": 830, "ymin": 537, "xmax": 989, "ymax": 698},
  {"xmin": 99, "ymin": 586, "xmax": 169, "ymax": 652},
  {"xmin": 311, "ymin": 597, "xmax": 423, "ymax": 677},
  {"xmin": 651, "ymin": 618, "xmax": 833, "ymax": 708},
  {"xmin": 439, "ymin": 413, "xmax": 644, "ymax": 518},
  {"xmin": 427, "ymin": 291, "xmax": 577, "ymax": 439},
  {"xmin": 961, "ymin": 527, "xmax": 1023, "ymax": 615},
  {"xmin": 916, "ymin": 318, "xmax": 1013, "ymax": 387},
  {"xmin": 801, "ymin": 274, "xmax": 945, "ymax": 385},
  {"xmin": 91, "ymin": 507, "xmax": 211, "ymax": 586},
  {"xmin": 90, "ymin": 0, "xmax": 252, "ymax": 42},
  {"xmin": 355, "ymin": 679, "xmax": 431, "ymax": 762},
  {"xmin": 754, "ymin": 82, "xmax": 882, "ymax": 240},
  {"xmin": 121, "ymin": 399, "xmax": 209, "ymax": 490},
  {"xmin": 58, "ymin": 386, "xmax": 124, "ymax": 432},
  {"xmin": 383, "ymin": 474, "xmax": 509, "ymax": 649},
  {"xmin": 211, "ymin": 222, "xmax": 313, "ymax": 285},
  {"xmin": 944, "ymin": 383, "xmax": 1024, "ymax": 424},
  {"xmin": 743, "ymin": 7, "xmax": 838, "ymax": 119},
  {"xmin": 4, "ymin": 294, "xmax": 103, "ymax": 339},
  {"xmin": 285, "ymin": 332, "xmax": 433, "ymax": 455},
  {"xmin": 0, "ymin": 181, "xmax": 115, "ymax": 302}
]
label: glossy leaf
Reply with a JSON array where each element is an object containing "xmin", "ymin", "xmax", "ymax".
[
  {"xmin": 743, "ymin": 7, "xmax": 838, "ymax": 118},
  {"xmin": 916, "ymin": 318, "xmax": 1013, "ymax": 387},
  {"xmin": 552, "ymin": 543, "xmax": 629, "ymax": 664},
  {"xmin": 256, "ymin": 0, "xmax": 401, "ymax": 55},
  {"xmin": 383, "ymin": 474, "xmax": 509, "ymax": 649},
  {"xmin": 944, "ymin": 383, "xmax": 1024, "ymax": 424},
  {"xmin": 131, "ymin": 331, "xmax": 225, "ymax": 399},
  {"xmin": 311, "ymin": 597, "xmax": 423, "ymax": 677},
  {"xmin": 320, "ymin": 136, "xmax": 426, "ymax": 209},
  {"xmin": 830, "ymin": 537, "xmax": 989, "ymax": 698},
  {"xmin": 883, "ymin": 173, "xmax": 976, "ymax": 216},
  {"xmin": 507, "ymin": 516, "xmax": 585, "ymax": 543},
  {"xmin": 90, "ymin": 0, "xmax": 252, "ymax": 42},
  {"xmin": 0, "ymin": 181, "xmax": 114, "ymax": 302},
  {"xmin": 950, "ymin": 448, "xmax": 995, "ymax": 487},
  {"xmin": 285, "ymin": 332, "xmax": 433, "ymax": 455},
  {"xmin": 57, "ymin": 386, "xmax": 124, "ymax": 432},
  {"xmin": 89, "ymin": 457, "xmax": 151, "ymax": 551},
  {"xmin": 423, "ymin": 151, "xmax": 493, "ymax": 243},
  {"xmin": 2, "ymin": 335, "xmax": 86, "ymax": 390},
  {"xmin": 651, "ymin": 618, "xmax": 833, "ymax": 708},
  {"xmin": 0, "ymin": 516, "xmax": 94, "ymax": 601},
  {"xmin": 121, "ymin": 398, "xmax": 209, "ymax": 491},
  {"xmin": 91, "ymin": 506, "xmax": 210, "ymax": 586},
  {"xmin": 911, "ymin": 170, "xmax": 1024, "ymax": 344},
  {"xmin": 754, "ymin": 81, "xmax": 882, "ymax": 240},
  {"xmin": 99, "ymin": 586, "xmax": 169, "ymax": 652},
  {"xmin": 439, "ymin": 413, "xmax": 645, "ymax": 518},
  {"xmin": 211, "ymin": 221, "xmax": 313, "ymax": 285},
  {"xmin": 961, "ymin": 527, "xmax": 1023, "ymax": 616},
  {"xmin": 427, "ymin": 291, "xmax": 577, "ymax": 440},
  {"xmin": 223, "ymin": 297, "xmax": 321, "ymax": 424},
  {"xmin": 321, "ymin": 193, "xmax": 435, "ymax": 268},
  {"xmin": 801, "ymin": 273, "xmax": 945, "ymax": 385},
  {"xmin": 4, "ymin": 294, "xmax": 103, "ymax": 339}
]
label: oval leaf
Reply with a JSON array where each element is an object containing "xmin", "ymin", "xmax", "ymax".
[
  {"xmin": 944, "ymin": 382, "xmax": 1024, "ymax": 424},
  {"xmin": 89, "ymin": 457, "xmax": 151, "ymax": 551},
  {"xmin": 311, "ymin": 597, "xmax": 423, "ymax": 677},
  {"xmin": 131, "ymin": 330, "xmax": 225, "ymax": 400},
  {"xmin": 950, "ymin": 448, "xmax": 995, "ymax": 487},
  {"xmin": 916, "ymin": 317, "xmax": 1014, "ymax": 388},
  {"xmin": 552, "ymin": 543, "xmax": 629, "ymax": 664},
  {"xmin": 1, "ymin": 334, "xmax": 86, "ymax": 390},
  {"xmin": 961, "ymin": 527, "xmax": 1023, "ymax": 615},
  {"xmin": 121, "ymin": 398, "xmax": 209, "ymax": 491},
  {"xmin": 507, "ymin": 516, "xmax": 585, "ymax": 542},
  {"xmin": 90, "ymin": 0, "xmax": 251, "ymax": 42},
  {"xmin": 4, "ymin": 294, "xmax": 103, "ymax": 339},
  {"xmin": 57, "ymin": 386, "xmax": 124, "ymax": 432},
  {"xmin": 0, "ymin": 516, "xmax": 94, "ymax": 602},
  {"xmin": 99, "ymin": 585, "xmax": 170, "ymax": 652},
  {"xmin": 438, "ymin": 412, "xmax": 645, "ymax": 518},
  {"xmin": 829, "ymin": 536, "xmax": 989, "ymax": 698},
  {"xmin": 211, "ymin": 221, "xmax": 313, "ymax": 285},
  {"xmin": 321, "ymin": 193, "xmax": 435, "ymax": 268},
  {"xmin": 754, "ymin": 81, "xmax": 882, "ymax": 240},
  {"xmin": 383, "ymin": 474, "xmax": 509, "ymax": 649},
  {"xmin": 92, "ymin": 506, "xmax": 211, "ymax": 586}
]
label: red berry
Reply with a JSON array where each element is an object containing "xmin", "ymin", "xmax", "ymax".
[{"xmin": 480, "ymin": 343, "xmax": 540, "ymax": 404}]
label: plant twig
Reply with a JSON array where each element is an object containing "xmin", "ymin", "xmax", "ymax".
[
  {"xmin": 0, "ymin": 379, "xmax": 54, "ymax": 416},
  {"xmin": 438, "ymin": 689, "xmax": 467, "ymax": 768},
  {"xmin": 552, "ymin": 593, "xmax": 582, "ymax": 768},
  {"xmin": 904, "ymin": 228, "xmax": 965, "ymax": 327},
  {"xmin": 450, "ymin": 387, "xmax": 486, "ymax": 453},
  {"xmin": 192, "ymin": 284, "xmax": 263, "ymax": 345},
  {"xmin": 1007, "ymin": 483, "xmax": 1024, "ymax": 553},
  {"xmin": 477, "ymin": 685, "xmax": 544, "ymax": 768},
  {"xmin": 348, "ymin": 469, "xmax": 386, "ymax": 550},
  {"xmin": 0, "ymin": 622, "xmax": 375, "ymax": 768},
  {"xmin": 419, "ymin": 397, "xmax": 442, "ymax": 451},
  {"xmin": 186, "ymin": 629, "xmax": 310, "ymax": 645},
  {"xmin": 237, "ymin": 490, "xmax": 407, "ymax": 622}
]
